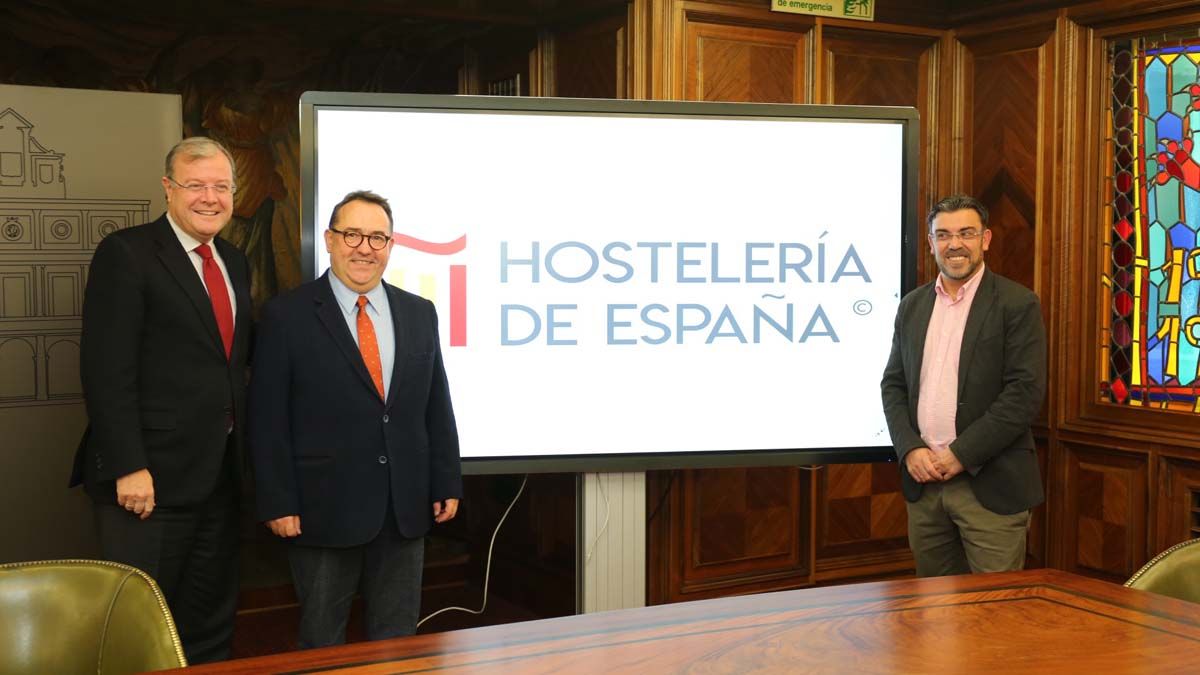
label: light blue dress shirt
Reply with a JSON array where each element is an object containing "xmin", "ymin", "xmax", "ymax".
[{"xmin": 326, "ymin": 272, "xmax": 395, "ymax": 401}]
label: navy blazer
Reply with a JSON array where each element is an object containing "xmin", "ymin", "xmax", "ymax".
[
  {"xmin": 71, "ymin": 215, "xmax": 253, "ymax": 506},
  {"xmin": 249, "ymin": 273, "xmax": 462, "ymax": 546},
  {"xmin": 880, "ymin": 268, "xmax": 1047, "ymax": 515}
]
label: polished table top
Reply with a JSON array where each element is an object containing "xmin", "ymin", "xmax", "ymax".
[{"xmin": 179, "ymin": 569, "xmax": 1200, "ymax": 674}]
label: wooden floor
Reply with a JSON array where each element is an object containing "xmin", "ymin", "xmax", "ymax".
[{"xmin": 184, "ymin": 569, "xmax": 1200, "ymax": 674}]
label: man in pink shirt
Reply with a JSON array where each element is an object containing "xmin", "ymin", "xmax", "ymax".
[{"xmin": 881, "ymin": 195, "xmax": 1046, "ymax": 577}]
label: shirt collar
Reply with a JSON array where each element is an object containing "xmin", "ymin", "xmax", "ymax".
[
  {"xmin": 326, "ymin": 270, "xmax": 387, "ymax": 315},
  {"xmin": 166, "ymin": 213, "xmax": 207, "ymax": 254},
  {"xmin": 934, "ymin": 262, "xmax": 986, "ymax": 303}
]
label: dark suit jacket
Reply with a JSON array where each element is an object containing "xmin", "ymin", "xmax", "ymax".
[
  {"xmin": 71, "ymin": 215, "xmax": 253, "ymax": 506},
  {"xmin": 880, "ymin": 268, "xmax": 1046, "ymax": 515},
  {"xmin": 249, "ymin": 273, "xmax": 462, "ymax": 547}
]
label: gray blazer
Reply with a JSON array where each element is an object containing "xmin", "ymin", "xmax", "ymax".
[{"xmin": 880, "ymin": 268, "xmax": 1046, "ymax": 515}]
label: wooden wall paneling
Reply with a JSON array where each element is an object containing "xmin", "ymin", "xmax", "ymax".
[
  {"xmin": 1061, "ymin": 443, "xmax": 1149, "ymax": 581},
  {"xmin": 1039, "ymin": 15, "xmax": 1091, "ymax": 571},
  {"xmin": 472, "ymin": 29, "xmax": 538, "ymax": 95},
  {"xmin": 648, "ymin": 0, "xmax": 817, "ymax": 605},
  {"xmin": 1157, "ymin": 456, "xmax": 1200, "ymax": 549},
  {"xmin": 812, "ymin": 463, "xmax": 913, "ymax": 581},
  {"xmin": 819, "ymin": 24, "xmax": 942, "ymax": 296},
  {"xmin": 1053, "ymin": 15, "xmax": 1105, "ymax": 438},
  {"xmin": 554, "ymin": 13, "xmax": 628, "ymax": 99},
  {"xmin": 1064, "ymin": 1, "xmax": 1200, "ymax": 32},
  {"xmin": 650, "ymin": 467, "xmax": 811, "ymax": 603},
  {"xmin": 529, "ymin": 31, "xmax": 555, "ymax": 97},
  {"xmin": 676, "ymin": 1, "xmax": 814, "ymax": 103},
  {"xmin": 1027, "ymin": 436, "xmax": 1051, "ymax": 568},
  {"xmin": 635, "ymin": 0, "xmax": 677, "ymax": 100},
  {"xmin": 937, "ymin": 34, "xmax": 970, "ymax": 211},
  {"xmin": 808, "ymin": 26, "xmax": 941, "ymax": 580},
  {"xmin": 461, "ymin": 474, "xmax": 576, "ymax": 618},
  {"xmin": 1055, "ymin": 9, "xmax": 1200, "ymax": 450},
  {"xmin": 1046, "ymin": 8, "xmax": 1200, "ymax": 576},
  {"xmin": 955, "ymin": 21, "xmax": 1057, "ymax": 294},
  {"xmin": 625, "ymin": 0, "xmax": 652, "ymax": 100},
  {"xmin": 646, "ymin": 469, "xmax": 674, "ymax": 605}
]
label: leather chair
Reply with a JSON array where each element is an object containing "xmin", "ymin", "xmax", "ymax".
[
  {"xmin": 1124, "ymin": 538, "xmax": 1200, "ymax": 604},
  {"xmin": 0, "ymin": 558, "xmax": 187, "ymax": 674}
]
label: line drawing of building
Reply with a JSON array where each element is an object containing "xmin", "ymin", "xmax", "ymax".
[{"xmin": 0, "ymin": 107, "xmax": 149, "ymax": 407}]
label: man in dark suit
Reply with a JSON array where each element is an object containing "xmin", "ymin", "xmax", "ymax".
[
  {"xmin": 72, "ymin": 137, "xmax": 252, "ymax": 662},
  {"xmin": 880, "ymin": 194, "xmax": 1046, "ymax": 577},
  {"xmin": 250, "ymin": 190, "xmax": 462, "ymax": 647}
]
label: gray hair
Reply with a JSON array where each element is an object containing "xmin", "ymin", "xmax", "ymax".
[{"xmin": 164, "ymin": 137, "xmax": 236, "ymax": 179}]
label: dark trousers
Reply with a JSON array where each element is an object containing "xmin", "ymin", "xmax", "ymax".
[
  {"xmin": 288, "ymin": 507, "xmax": 424, "ymax": 649},
  {"xmin": 94, "ymin": 454, "xmax": 239, "ymax": 664}
]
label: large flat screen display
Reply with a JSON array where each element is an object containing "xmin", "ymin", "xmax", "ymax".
[{"xmin": 301, "ymin": 94, "xmax": 917, "ymax": 473}]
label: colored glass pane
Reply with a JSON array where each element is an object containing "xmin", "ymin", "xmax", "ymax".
[
  {"xmin": 1146, "ymin": 282, "xmax": 1161, "ymax": 343},
  {"xmin": 1146, "ymin": 59, "xmax": 1168, "ymax": 118},
  {"xmin": 1187, "ymin": 186, "xmax": 1200, "ymax": 230},
  {"xmin": 1105, "ymin": 37, "xmax": 1200, "ymax": 409},
  {"xmin": 1116, "ymin": 171, "xmax": 1134, "ymax": 193},
  {"xmin": 1115, "ymin": 290, "xmax": 1134, "ymax": 316},
  {"xmin": 1155, "ymin": 181, "xmax": 1180, "ymax": 225},
  {"xmin": 1170, "ymin": 222, "xmax": 1195, "ymax": 247},
  {"xmin": 1148, "ymin": 222, "xmax": 1167, "ymax": 269},
  {"xmin": 1172, "ymin": 56, "xmax": 1199, "ymax": 114},
  {"xmin": 1157, "ymin": 112, "xmax": 1184, "ymax": 141},
  {"xmin": 1116, "ymin": 218, "xmax": 1134, "ymax": 240},
  {"xmin": 1182, "ymin": 280, "xmax": 1200, "ymax": 384}
]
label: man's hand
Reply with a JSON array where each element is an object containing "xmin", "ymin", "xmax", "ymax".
[
  {"xmin": 433, "ymin": 498, "xmax": 459, "ymax": 524},
  {"xmin": 904, "ymin": 447, "xmax": 946, "ymax": 484},
  {"xmin": 266, "ymin": 515, "xmax": 302, "ymax": 538},
  {"xmin": 116, "ymin": 468, "xmax": 155, "ymax": 520},
  {"xmin": 931, "ymin": 447, "xmax": 965, "ymax": 480}
]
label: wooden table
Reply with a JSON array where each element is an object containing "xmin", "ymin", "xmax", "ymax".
[{"xmin": 179, "ymin": 569, "xmax": 1200, "ymax": 673}]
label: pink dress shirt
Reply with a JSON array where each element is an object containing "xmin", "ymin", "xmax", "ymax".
[{"xmin": 917, "ymin": 264, "xmax": 986, "ymax": 457}]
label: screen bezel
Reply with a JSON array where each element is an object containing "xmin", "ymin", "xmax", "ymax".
[{"xmin": 300, "ymin": 92, "xmax": 918, "ymax": 474}]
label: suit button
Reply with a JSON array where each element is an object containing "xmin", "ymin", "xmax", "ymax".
[
  {"xmin": 382, "ymin": 414, "xmax": 389, "ymax": 423},
  {"xmin": 378, "ymin": 456, "xmax": 388, "ymax": 464}
]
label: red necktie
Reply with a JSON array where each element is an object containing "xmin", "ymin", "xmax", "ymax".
[
  {"xmin": 356, "ymin": 295, "xmax": 385, "ymax": 400},
  {"xmin": 195, "ymin": 243, "xmax": 234, "ymax": 360}
]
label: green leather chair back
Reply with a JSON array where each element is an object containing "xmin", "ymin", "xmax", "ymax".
[
  {"xmin": 0, "ymin": 559, "xmax": 187, "ymax": 674},
  {"xmin": 1125, "ymin": 538, "xmax": 1200, "ymax": 604}
]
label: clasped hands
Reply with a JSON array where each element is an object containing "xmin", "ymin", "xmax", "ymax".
[{"xmin": 904, "ymin": 447, "xmax": 965, "ymax": 483}]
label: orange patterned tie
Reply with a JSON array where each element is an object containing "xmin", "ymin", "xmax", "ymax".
[{"xmin": 356, "ymin": 295, "xmax": 385, "ymax": 400}]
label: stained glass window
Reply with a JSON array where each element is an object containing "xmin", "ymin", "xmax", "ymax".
[{"xmin": 1104, "ymin": 37, "xmax": 1200, "ymax": 410}]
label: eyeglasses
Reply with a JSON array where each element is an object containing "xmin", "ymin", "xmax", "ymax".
[
  {"xmin": 329, "ymin": 227, "xmax": 391, "ymax": 250},
  {"xmin": 930, "ymin": 229, "xmax": 983, "ymax": 244},
  {"xmin": 167, "ymin": 177, "xmax": 237, "ymax": 195}
]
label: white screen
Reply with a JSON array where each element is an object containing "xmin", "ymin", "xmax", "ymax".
[{"xmin": 310, "ymin": 102, "xmax": 907, "ymax": 463}]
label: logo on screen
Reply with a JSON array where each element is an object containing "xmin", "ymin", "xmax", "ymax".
[{"xmin": 386, "ymin": 232, "xmax": 468, "ymax": 346}]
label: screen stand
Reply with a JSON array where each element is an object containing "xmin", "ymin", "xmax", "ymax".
[{"xmin": 576, "ymin": 471, "xmax": 646, "ymax": 613}]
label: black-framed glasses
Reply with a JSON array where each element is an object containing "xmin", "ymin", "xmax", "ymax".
[
  {"xmin": 329, "ymin": 227, "xmax": 391, "ymax": 250},
  {"xmin": 166, "ymin": 177, "xmax": 237, "ymax": 195},
  {"xmin": 930, "ymin": 229, "xmax": 982, "ymax": 244}
]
